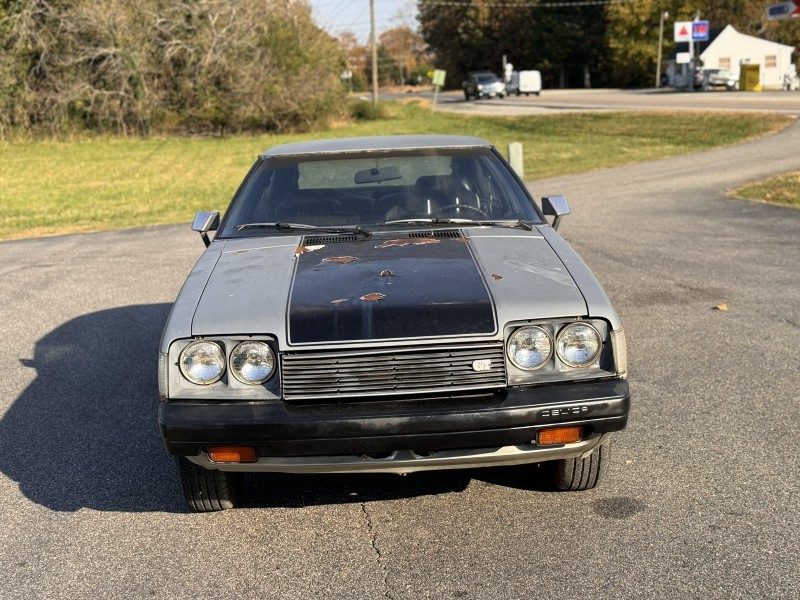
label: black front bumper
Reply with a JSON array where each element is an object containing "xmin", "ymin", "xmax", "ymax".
[{"xmin": 159, "ymin": 378, "xmax": 629, "ymax": 458}]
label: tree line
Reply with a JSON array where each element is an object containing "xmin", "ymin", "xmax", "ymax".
[
  {"xmin": 0, "ymin": 0, "xmax": 348, "ymax": 136},
  {"xmin": 3, "ymin": 0, "xmax": 799, "ymax": 137},
  {"xmin": 417, "ymin": 0, "xmax": 800, "ymax": 89}
]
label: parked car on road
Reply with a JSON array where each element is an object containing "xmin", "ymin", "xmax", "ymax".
[
  {"xmin": 463, "ymin": 71, "xmax": 506, "ymax": 99},
  {"xmin": 695, "ymin": 68, "xmax": 739, "ymax": 90},
  {"xmin": 158, "ymin": 135, "xmax": 631, "ymax": 511},
  {"xmin": 709, "ymin": 69, "xmax": 738, "ymax": 90}
]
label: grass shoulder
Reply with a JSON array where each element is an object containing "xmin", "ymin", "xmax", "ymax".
[
  {"xmin": 0, "ymin": 101, "xmax": 794, "ymax": 241},
  {"xmin": 730, "ymin": 171, "xmax": 800, "ymax": 209}
]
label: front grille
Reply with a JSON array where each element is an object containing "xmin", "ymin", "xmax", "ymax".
[{"xmin": 281, "ymin": 342, "xmax": 506, "ymax": 401}]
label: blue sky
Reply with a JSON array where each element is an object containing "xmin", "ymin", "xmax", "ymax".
[{"xmin": 308, "ymin": 0, "xmax": 419, "ymax": 43}]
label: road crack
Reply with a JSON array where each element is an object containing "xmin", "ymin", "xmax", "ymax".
[{"xmin": 360, "ymin": 502, "xmax": 393, "ymax": 599}]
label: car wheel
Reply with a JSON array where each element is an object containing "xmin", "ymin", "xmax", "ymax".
[
  {"xmin": 551, "ymin": 439, "xmax": 609, "ymax": 491},
  {"xmin": 464, "ymin": 90, "xmax": 470, "ymax": 100},
  {"xmin": 177, "ymin": 456, "xmax": 240, "ymax": 512}
]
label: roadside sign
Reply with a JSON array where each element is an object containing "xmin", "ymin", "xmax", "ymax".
[
  {"xmin": 692, "ymin": 21, "xmax": 709, "ymax": 41},
  {"xmin": 767, "ymin": 1, "xmax": 799, "ymax": 20},
  {"xmin": 674, "ymin": 21, "xmax": 692, "ymax": 42},
  {"xmin": 431, "ymin": 69, "xmax": 446, "ymax": 113},
  {"xmin": 676, "ymin": 52, "xmax": 691, "ymax": 64}
]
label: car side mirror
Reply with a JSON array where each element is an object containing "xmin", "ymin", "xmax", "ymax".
[
  {"xmin": 541, "ymin": 196, "xmax": 570, "ymax": 231},
  {"xmin": 192, "ymin": 210, "xmax": 220, "ymax": 247}
]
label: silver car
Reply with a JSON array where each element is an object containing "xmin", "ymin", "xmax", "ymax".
[
  {"xmin": 158, "ymin": 135, "xmax": 630, "ymax": 511},
  {"xmin": 463, "ymin": 71, "xmax": 506, "ymax": 100}
]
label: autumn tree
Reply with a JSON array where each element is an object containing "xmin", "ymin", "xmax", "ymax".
[{"xmin": 379, "ymin": 25, "xmax": 431, "ymax": 84}]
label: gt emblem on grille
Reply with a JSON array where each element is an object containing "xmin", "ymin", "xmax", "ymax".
[{"xmin": 472, "ymin": 359, "xmax": 492, "ymax": 372}]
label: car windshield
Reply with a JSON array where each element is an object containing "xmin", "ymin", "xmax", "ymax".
[
  {"xmin": 475, "ymin": 74, "xmax": 498, "ymax": 83},
  {"xmin": 218, "ymin": 147, "xmax": 542, "ymax": 238}
]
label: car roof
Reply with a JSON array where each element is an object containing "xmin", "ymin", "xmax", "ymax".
[{"xmin": 260, "ymin": 135, "xmax": 493, "ymax": 158}]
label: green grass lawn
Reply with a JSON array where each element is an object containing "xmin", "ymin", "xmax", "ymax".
[
  {"xmin": 730, "ymin": 171, "xmax": 800, "ymax": 209},
  {"xmin": 0, "ymin": 101, "xmax": 793, "ymax": 240}
]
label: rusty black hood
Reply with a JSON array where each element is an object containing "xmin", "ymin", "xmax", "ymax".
[
  {"xmin": 188, "ymin": 229, "xmax": 589, "ymax": 345},
  {"xmin": 288, "ymin": 235, "xmax": 496, "ymax": 343}
]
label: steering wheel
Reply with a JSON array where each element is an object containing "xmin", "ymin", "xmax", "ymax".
[{"xmin": 435, "ymin": 204, "xmax": 489, "ymax": 218}]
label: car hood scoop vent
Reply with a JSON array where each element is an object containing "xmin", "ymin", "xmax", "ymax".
[
  {"xmin": 303, "ymin": 234, "xmax": 358, "ymax": 244},
  {"xmin": 409, "ymin": 230, "xmax": 461, "ymax": 238}
]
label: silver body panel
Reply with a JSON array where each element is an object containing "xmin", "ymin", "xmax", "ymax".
[{"xmin": 163, "ymin": 227, "xmax": 616, "ymax": 351}]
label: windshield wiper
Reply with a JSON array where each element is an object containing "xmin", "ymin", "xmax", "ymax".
[
  {"xmin": 383, "ymin": 218, "xmax": 532, "ymax": 230},
  {"xmin": 236, "ymin": 222, "xmax": 371, "ymax": 236}
]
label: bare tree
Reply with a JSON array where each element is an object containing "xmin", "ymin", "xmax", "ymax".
[{"xmin": 0, "ymin": 0, "xmax": 348, "ymax": 136}]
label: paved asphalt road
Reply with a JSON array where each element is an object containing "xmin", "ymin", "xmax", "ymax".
[
  {"xmin": 1, "ymin": 100, "xmax": 799, "ymax": 599},
  {"xmin": 402, "ymin": 87, "xmax": 800, "ymax": 116}
]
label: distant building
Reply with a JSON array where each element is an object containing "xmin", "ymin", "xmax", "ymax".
[{"xmin": 664, "ymin": 24, "xmax": 796, "ymax": 90}]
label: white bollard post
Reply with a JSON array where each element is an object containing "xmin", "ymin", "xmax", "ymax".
[{"xmin": 508, "ymin": 142, "xmax": 524, "ymax": 179}]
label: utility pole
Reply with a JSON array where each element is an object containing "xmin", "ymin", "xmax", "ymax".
[
  {"xmin": 656, "ymin": 11, "xmax": 668, "ymax": 87},
  {"xmin": 370, "ymin": 0, "xmax": 378, "ymax": 107}
]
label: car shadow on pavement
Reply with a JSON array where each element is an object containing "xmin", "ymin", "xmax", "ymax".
[
  {"xmin": 0, "ymin": 304, "xmax": 553, "ymax": 513},
  {"xmin": 241, "ymin": 463, "xmax": 554, "ymax": 509},
  {"xmin": 0, "ymin": 304, "xmax": 184, "ymax": 513}
]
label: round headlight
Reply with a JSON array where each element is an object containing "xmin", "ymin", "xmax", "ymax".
[
  {"xmin": 230, "ymin": 341, "xmax": 275, "ymax": 385},
  {"xmin": 179, "ymin": 341, "xmax": 225, "ymax": 385},
  {"xmin": 507, "ymin": 326, "xmax": 552, "ymax": 370},
  {"xmin": 556, "ymin": 323, "xmax": 602, "ymax": 367}
]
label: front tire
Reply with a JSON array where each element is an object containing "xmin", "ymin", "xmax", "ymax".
[
  {"xmin": 551, "ymin": 439, "xmax": 609, "ymax": 491},
  {"xmin": 177, "ymin": 456, "xmax": 240, "ymax": 512}
]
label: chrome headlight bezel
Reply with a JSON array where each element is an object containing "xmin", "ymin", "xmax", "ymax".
[
  {"xmin": 168, "ymin": 336, "xmax": 281, "ymax": 401},
  {"xmin": 505, "ymin": 319, "xmax": 618, "ymax": 385}
]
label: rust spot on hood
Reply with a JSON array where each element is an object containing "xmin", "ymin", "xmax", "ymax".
[
  {"xmin": 491, "ymin": 273, "xmax": 503, "ymax": 280},
  {"xmin": 360, "ymin": 293, "xmax": 385, "ymax": 302},
  {"xmin": 376, "ymin": 238, "xmax": 440, "ymax": 249},
  {"xmin": 380, "ymin": 270, "xmax": 394, "ymax": 277},
  {"xmin": 323, "ymin": 256, "xmax": 358, "ymax": 264},
  {"xmin": 330, "ymin": 298, "xmax": 349, "ymax": 304},
  {"xmin": 295, "ymin": 244, "xmax": 325, "ymax": 257}
]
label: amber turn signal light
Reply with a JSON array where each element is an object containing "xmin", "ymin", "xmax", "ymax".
[
  {"xmin": 208, "ymin": 446, "xmax": 258, "ymax": 463},
  {"xmin": 537, "ymin": 426, "xmax": 584, "ymax": 446}
]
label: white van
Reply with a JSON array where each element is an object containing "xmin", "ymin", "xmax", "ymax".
[{"xmin": 508, "ymin": 70, "xmax": 542, "ymax": 96}]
